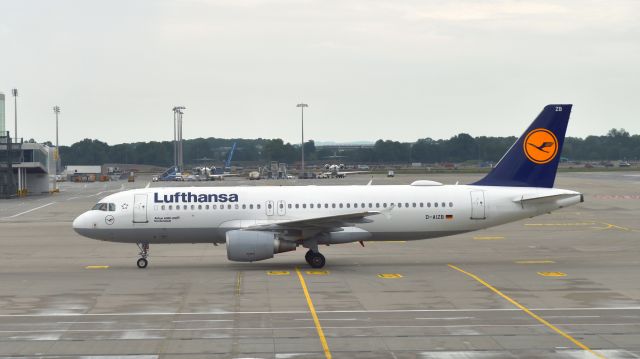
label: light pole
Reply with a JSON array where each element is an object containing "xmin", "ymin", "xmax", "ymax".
[
  {"xmin": 12, "ymin": 89, "xmax": 17, "ymax": 139},
  {"xmin": 53, "ymin": 106, "xmax": 60, "ymax": 192},
  {"xmin": 296, "ymin": 103, "xmax": 308, "ymax": 178},
  {"xmin": 172, "ymin": 106, "xmax": 185, "ymax": 172}
]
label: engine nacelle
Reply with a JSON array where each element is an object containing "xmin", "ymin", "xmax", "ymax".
[{"xmin": 226, "ymin": 230, "xmax": 297, "ymax": 262}]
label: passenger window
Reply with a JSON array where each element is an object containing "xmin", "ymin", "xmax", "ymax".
[
  {"xmin": 161, "ymin": 205, "xmax": 166, "ymax": 210},
  {"xmin": 183, "ymin": 205, "xmax": 187, "ymax": 210},
  {"xmin": 368, "ymin": 203, "xmax": 372, "ymax": 208},
  {"xmin": 235, "ymin": 204, "xmax": 239, "ymax": 209},
  {"xmin": 242, "ymin": 204, "xmax": 246, "ymax": 209},
  {"xmin": 375, "ymin": 203, "xmax": 380, "ymax": 208},
  {"xmin": 332, "ymin": 203, "xmax": 336, "ymax": 208},
  {"xmin": 435, "ymin": 202, "xmax": 438, "ymax": 208},
  {"xmin": 346, "ymin": 203, "xmax": 350, "ymax": 208},
  {"xmin": 419, "ymin": 203, "xmax": 423, "ymax": 207},
  {"xmin": 250, "ymin": 204, "xmax": 254, "ymax": 209},
  {"xmin": 169, "ymin": 205, "xmax": 173, "ymax": 210},
  {"xmin": 339, "ymin": 203, "xmax": 343, "ymax": 208},
  {"xmin": 213, "ymin": 205, "xmax": 217, "ymax": 209},
  {"xmin": 310, "ymin": 204, "xmax": 314, "ymax": 209},
  {"xmin": 441, "ymin": 202, "xmax": 445, "ymax": 208},
  {"xmin": 383, "ymin": 203, "xmax": 387, "ymax": 208},
  {"xmin": 405, "ymin": 203, "xmax": 409, "ymax": 208},
  {"xmin": 176, "ymin": 206, "xmax": 180, "ymax": 211},
  {"xmin": 318, "ymin": 203, "xmax": 321, "ymax": 208},
  {"xmin": 398, "ymin": 203, "xmax": 402, "ymax": 208},
  {"xmin": 427, "ymin": 202, "xmax": 431, "ymax": 208},
  {"xmin": 295, "ymin": 204, "xmax": 299, "ymax": 209},
  {"xmin": 288, "ymin": 204, "xmax": 292, "ymax": 209},
  {"xmin": 268, "ymin": 203, "xmax": 272, "ymax": 209},
  {"xmin": 228, "ymin": 204, "xmax": 232, "ymax": 209},
  {"xmin": 449, "ymin": 202, "xmax": 453, "ymax": 207},
  {"xmin": 257, "ymin": 204, "xmax": 261, "ymax": 209},
  {"xmin": 206, "ymin": 205, "xmax": 210, "ymax": 210},
  {"xmin": 303, "ymin": 204, "xmax": 307, "ymax": 209},
  {"xmin": 324, "ymin": 204, "xmax": 329, "ymax": 208},
  {"xmin": 197, "ymin": 205, "xmax": 202, "ymax": 210},
  {"xmin": 361, "ymin": 203, "xmax": 365, "ymax": 208}
]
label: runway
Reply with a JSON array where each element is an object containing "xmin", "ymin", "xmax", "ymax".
[{"xmin": 1, "ymin": 172, "xmax": 639, "ymax": 358}]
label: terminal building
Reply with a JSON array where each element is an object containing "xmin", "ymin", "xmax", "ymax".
[{"xmin": 0, "ymin": 93, "xmax": 56, "ymax": 198}]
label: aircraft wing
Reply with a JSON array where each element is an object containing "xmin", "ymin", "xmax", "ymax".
[
  {"xmin": 338, "ymin": 171, "xmax": 369, "ymax": 176},
  {"xmin": 244, "ymin": 211, "xmax": 381, "ymax": 231}
]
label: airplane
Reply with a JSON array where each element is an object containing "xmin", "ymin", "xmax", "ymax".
[
  {"xmin": 73, "ymin": 104, "xmax": 583, "ymax": 269},
  {"xmin": 320, "ymin": 164, "xmax": 368, "ymax": 178}
]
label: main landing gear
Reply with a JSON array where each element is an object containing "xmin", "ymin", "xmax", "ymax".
[
  {"xmin": 137, "ymin": 243, "xmax": 149, "ymax": 269},
  {"xmin": 305, "ymin": 249, "xmax": 326, "ymax": 269}
]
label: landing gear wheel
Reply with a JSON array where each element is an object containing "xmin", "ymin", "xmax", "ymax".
[
  {"xmin": 305, "ymin": 250, "xmax": 313, "ymax": 264},
  {"xmin": 136, "ymin": 243, "xmax": 149, "ymax": 269},
  {"xmin": 137, "ymin": 258, "xmax": 148, "ymax": 269},
  {"xmin": 308, "ymin": 252, "xmax": 326, "ymax": 269}
]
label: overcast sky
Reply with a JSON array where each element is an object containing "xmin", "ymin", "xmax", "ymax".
[{"xmin": 1, "ymin": 0, "xmax": 638, "ymax": 146}]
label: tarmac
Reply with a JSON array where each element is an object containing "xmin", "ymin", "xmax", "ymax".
[{"xmin": 0, "ymin": 172, "xmax": 639, "ymax": 358}]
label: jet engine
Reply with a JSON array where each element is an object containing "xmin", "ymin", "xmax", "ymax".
[{"xmin": 226, "ymin": 230, "xmax": 297, "ymax": 262}]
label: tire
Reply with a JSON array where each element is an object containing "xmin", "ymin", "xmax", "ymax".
[
  {"xmin": 137, "ymin": 258, "xmax": 148, "ymax": 269},
  {"xmin": 309, "ymin": 253, "xmax": 325, "ymax": 269},
  {"xmin": 305, "ymin": 250, "xmax": 313, "ymax": 264}
]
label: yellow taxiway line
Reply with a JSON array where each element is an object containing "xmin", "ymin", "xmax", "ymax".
[
  {"xmin": 448, "ymin": 264, "xmax": 607, "ymax": 359},
  {"xmin": 295, "ymin": 267, "xmax": 332, "ymax": 359}
]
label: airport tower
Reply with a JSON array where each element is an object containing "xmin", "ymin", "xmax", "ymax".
[{"xmin": 0, "ymin": 92, "xmax": 5, "ymax": 133}]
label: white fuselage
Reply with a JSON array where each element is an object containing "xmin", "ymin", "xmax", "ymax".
[{"xmin": 72, "ymin": 184, "xmax": 582, "ymax": 244}]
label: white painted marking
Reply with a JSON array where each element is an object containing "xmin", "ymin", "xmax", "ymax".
[
  {"xmin": 1, "ymin": 202, "xmax": 55, "ymax": 219},
  {"xmin": 0, "ymin": 307, "xmax": 639, "ymax": 317},
  {"xmin": 145, "ymin": 182, "xmax": 151, "ymax": 188},
  {"xmin": 2, "ymin": 322, "xmax": 640, "ymax": 335},
  {"xmin": 56, "ymin": 322, "xmax": 115, "ymax": 324},
  {"xmin": 171, "ymin": 319, "xmax": 233, "ymax": 323},
  {"xmin": 543, "ymin": 315, "xmax": 601, "ymax": 319},
  {"xmin": 416, "ymin": 317, "xmax": 475, "ymax": 320},
  {"xmin": 294, "ymin": 318, "xmax": 359, "ymax": 321}
]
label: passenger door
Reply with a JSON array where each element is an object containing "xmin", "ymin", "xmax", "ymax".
[
  {"xmin": 277, "ymin": 200, "xmax": 286, "ymax": 216},
  {"xmin": 133, "ymin": 194, "xmax": 149, "ymax": 223}
]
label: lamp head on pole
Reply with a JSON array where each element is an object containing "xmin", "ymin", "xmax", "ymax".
[
  {"xmin": 12, "ymin": 89, "xmax": 18, "ymax": 97},
  {"xmin": 53, "ymin": 106, "xmax": 60, "ymax": 114},
  {"xmin": 296, "ymin": 103, "xmax": 308, "ymax": 108}
]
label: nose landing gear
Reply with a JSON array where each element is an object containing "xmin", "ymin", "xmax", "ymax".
[{"xmin": 137, "ymin": 243, "xmax": 149, "ymax": 269}]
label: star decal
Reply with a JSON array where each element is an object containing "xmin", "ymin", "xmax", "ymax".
[{"xmin": 121, "ymin": 203, "xmax": 129, "ymax": 210}]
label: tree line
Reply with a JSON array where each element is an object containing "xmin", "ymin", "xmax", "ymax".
[{"xmin": 57, "ymin": 128, "xmax": 639, "ymax": 167}]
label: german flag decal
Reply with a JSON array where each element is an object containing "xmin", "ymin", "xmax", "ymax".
[{"xmin": 446, "ymin": 214, "xmax": 453, "ymax": 220}]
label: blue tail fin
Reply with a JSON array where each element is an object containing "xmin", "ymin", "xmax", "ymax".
[{"xmin": 472, "ymin": 104, "xmax": 572, "ymax": 188}]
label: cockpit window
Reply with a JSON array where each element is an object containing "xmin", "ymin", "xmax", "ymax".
[
  {"xmin": 92, "ymin": 203, "xmax": 115, "ymax": 211},
  {"xmin": 92, "ymin": 203, "xmax": 108, "ymax": 211}
]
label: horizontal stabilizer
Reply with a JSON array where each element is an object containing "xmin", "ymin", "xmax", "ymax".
[{"xmin": 513, "ymin": 192, "xmax": 583, "ymax": 204}]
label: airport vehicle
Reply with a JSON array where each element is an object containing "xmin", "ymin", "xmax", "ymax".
[
  {"xmin": 248, "ymin": 171, "xmax": 261, "ymax": 180},
  {"xmin": 73, "ymin": 105, "xmax": 583, "ymax": 269},
  {"xmin": 387, "ymin": 170, "xmax": 395, "ymax": 178}
]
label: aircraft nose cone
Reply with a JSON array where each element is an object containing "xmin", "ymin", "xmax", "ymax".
[{"xmin": 72, "ymin": 212, "xmax": 94, "ymax": 237}]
